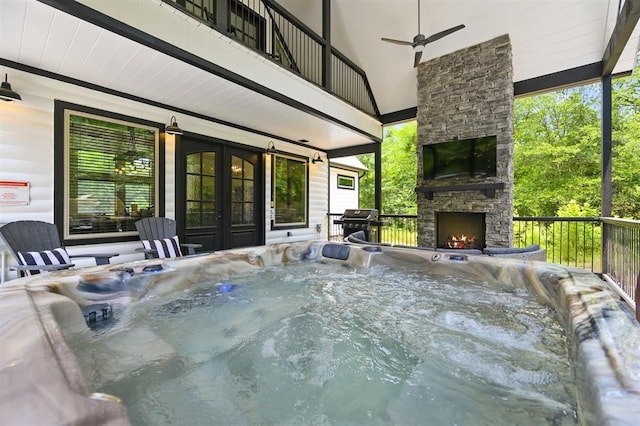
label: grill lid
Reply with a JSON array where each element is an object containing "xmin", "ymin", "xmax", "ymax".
[{"xmin": 341, "ymin": 209, "xmax": 379, "ymax": 220}]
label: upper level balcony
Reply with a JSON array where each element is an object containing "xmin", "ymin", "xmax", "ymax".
[
  {"xmin": 2, "ymin": 0, "xmax": 383, "ymax": 153},
  {"xmin": 156, "ymin": 0, "xmax": 380, "ymax": 117}
]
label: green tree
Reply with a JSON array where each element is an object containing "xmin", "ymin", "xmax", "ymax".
[
  {"xmin": 358, "ymin": 152, "xmax": 375, "ymax": 209},
  {"xmin": 358, "ymin": 121, "xmax": 417, "ymax": 214},
  {"xmin": 612, "ymin": 74, "xmax": 640, "ymax": 218},
  {"xmin": 358, "ymin": 71, "xmax": 640, "ymax": 221},
  {"xmin": 513, "ymin": 88, "xmax": 601, "ymax": 216}
]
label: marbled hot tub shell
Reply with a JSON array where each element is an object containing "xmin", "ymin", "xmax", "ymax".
[{"xmin": 0, "ymin": 242, "xmax": 639, "ymax": 425}]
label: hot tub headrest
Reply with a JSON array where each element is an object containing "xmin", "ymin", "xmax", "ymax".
[
  {"xmin": 482, "ymin": 244, "xmax": 540, "ymax": 255},
  {"xmin": 345, "ymin": 230, "xmax": 368, "ymax": 243},
  {"xmin": 321, "ymin": 243, "xmax": 351, "ymax": 260}
]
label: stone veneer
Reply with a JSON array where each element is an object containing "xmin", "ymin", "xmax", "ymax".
[{"xmin": 416, "ymin": 34, "xmax": 514, "ymax": 248}]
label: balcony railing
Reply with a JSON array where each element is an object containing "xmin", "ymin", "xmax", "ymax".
[
  {"xmin": 513, "ymin": 217, "xmax": 602, "ymax": 272},
  {"xmin": 328, "ymin": 213, "xmax": 639, "ymax": 314},
  {"xmin": 161, "ymin": 0, "xmax": 379, "ymax": 116},
  {"xmin": 602, "ymin": 218, "xmax": 640, "ymax": 306}
]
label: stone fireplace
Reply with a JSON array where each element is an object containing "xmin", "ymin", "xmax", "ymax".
[{"xmin": 416, "ymin": 34, "xmax": 514, "ymax": 249}]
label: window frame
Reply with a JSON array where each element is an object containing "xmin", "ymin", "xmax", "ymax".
[
  {"xmin": 228, "ymin": 0, "xmax": 266, "ymax": 52},
  {"xmin": 54, "ymin": 101, "xmax": 165, "ymax": 244},
  {"xmin": 270, "ymin": 152, "xmax": 308, "ymax": 230},
  {"xmin": 336, "ymin": 174, "xmax": 356, "ymax": 190}
]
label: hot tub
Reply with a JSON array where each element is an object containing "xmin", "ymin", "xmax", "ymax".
[{"xmin": 0, "ymin": 242, "xmax": 639, "ymax": 425}]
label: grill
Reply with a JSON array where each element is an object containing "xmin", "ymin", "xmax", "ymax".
[{"xmin": 334, "ymin": 209, "xmax": 386, "ymax": 241}]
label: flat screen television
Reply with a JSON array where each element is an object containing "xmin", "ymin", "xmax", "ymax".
[{"xmin": 423, "ymin": 135, "xmax": 497, "ymax": 180}]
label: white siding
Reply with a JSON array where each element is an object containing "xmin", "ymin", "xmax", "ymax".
[
  {"xmin": 0, "ymin": 70, "xmax": 330, "ymax": 279},
  {"xmin": 0, "ymin": 93, "xmax": 55, "ymax": 223},
  {"xmin": 329, "ymin": 168, "xmax": 360, "ymax": 214}
]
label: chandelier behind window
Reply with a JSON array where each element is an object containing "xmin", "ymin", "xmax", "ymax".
[{"xmin": 114, "ymin": 127, "xmax": 152, "ymax": 175}]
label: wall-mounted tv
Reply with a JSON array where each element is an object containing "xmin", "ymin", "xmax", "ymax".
[{"xmin": 423, "ymin": 135, "xmax": 497, "ymax": 180}]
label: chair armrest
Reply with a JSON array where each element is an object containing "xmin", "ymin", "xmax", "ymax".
[
  {"xmin": 180, "ymin": 243, "xmax": 202, "ymax": 256},
  {"xmin": 135, "ymin": 247, "xmax": 156, "ymax": 254},
  {"xmin": 11, "ymin": 263, "xmax": 75, "ymax": 272},
  {"xmin": 135, "ymin": 247, "xmax": 158, "ymax": 259},
  {"xmin": 69, "ymin": 253, "xmax": 119, "ymax": 266}
]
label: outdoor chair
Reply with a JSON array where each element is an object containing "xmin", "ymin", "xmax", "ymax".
[
  {"xmin": 0, "ymin": 220, "xmax": 118, "ymax": 277},
  {"xmin": 135, "ymin": 217, "xmax": 202, "ymax": 259}
]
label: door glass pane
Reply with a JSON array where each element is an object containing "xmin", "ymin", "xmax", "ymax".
[
  {"xmin": 243, "ymin": 203, "xmax": 254, "ymax": 225},
  {"xmin": 187, "ymin": 153, "xmax": 200, "ymax": 174},
  {"xmin": 202, "ymin": 202, "xmax": 216, "ymax": 226},
  {"xmin": 186, "ymin": 201, "xmax": 200, "ymax": 227},
  {"xmin": 231, "ymin": 156, "xmax": 243, "ymax": 178},
  {"xmin": 244, "ymin": 162, "xmax": 254, "ymax": 179},
  {"xmin": 232, "ymin": 178, "xmax": 243, "ymax": 202},
  {"xmin": 231, "ymin": 202, "xmax": 242, "ymax": 224},
  {"xmin": 244, "ymin": 180, "xmax": 254, "ymax": 200},
  {"xmin": 203, "ymin": 177, "xmax": 215, "ymax": 200},
  {"xmin": 187, "ymin": 175, "xmax": 201, "ymax": 200},
  {"xmin": 202, "ymin": 152, "xmax": 215, "ymax": 176}
]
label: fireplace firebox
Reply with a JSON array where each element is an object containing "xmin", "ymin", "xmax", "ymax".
[{"xmin": 436, "ymin": 212, "xmax": 486, "ymax": 250}]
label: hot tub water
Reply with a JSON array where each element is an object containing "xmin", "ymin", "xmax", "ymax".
[{"xmin": 69, "ymin": 261, "xmax": 577, "ymax": 425}]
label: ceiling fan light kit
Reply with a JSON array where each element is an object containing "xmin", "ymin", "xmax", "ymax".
[{"xmin": 381, "ymin": 0, "xmax": 465, "ymax": 68}]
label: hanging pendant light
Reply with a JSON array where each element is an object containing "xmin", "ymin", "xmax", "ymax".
[
  {"xmin": 266, "ymin": 141, "xmax": 277, "ymax": 154},
  {"xmin": 166, "ymin": 115, "xmax": 183, "ymax": 135},
  {"xmin": 0, "ymin": 74, "xmax": 22, "ymax": 102}
]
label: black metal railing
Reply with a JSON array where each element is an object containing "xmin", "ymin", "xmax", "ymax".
[
  {"xmin": 602, "ymin": 218, "xmax": 640, "ymax": 305},
  {"xmin": 263, "ymin": 1, "xmax": 322, "ymax": 86},
  {"xmin": 328, "ymin": 213, "xmax": 639, "ymax": 311},
  {"xmin": 331, "ymin": 49, "xmax": 379, "ymax": 116},
  {"xmin": 161, "ymin": 0, "xmax": 378, "ymax": 116},
  {"xmin": 328, "ymin": 213, "xmax": 417, "ymax": 245},
  {"xmin": 513, "ymin": 217, "xmax": 602, "ymax": 272}
]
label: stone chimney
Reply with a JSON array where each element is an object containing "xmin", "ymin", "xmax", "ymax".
[{"xmin": 416, "ymin": 34, "xmax": 514, "ymax": 248}]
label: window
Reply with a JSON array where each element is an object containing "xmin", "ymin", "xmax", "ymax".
[
  {"xmin": 167, "ymin": 0, "xmax": 216, "ymax": 24},
  {"xmin": 272, "ymin": 154, "xmax": 307, "ymax": 228},
  {"xmin": 337, "ymin": 174, "xmax": 355, "ymax": 190},
  {"xmin": 57, "ymin": 103, "xmax": 162, "ymax": 241},
  {"xmin": 229, "ymin": 0, "xmax": 266, "ymax": 51}
]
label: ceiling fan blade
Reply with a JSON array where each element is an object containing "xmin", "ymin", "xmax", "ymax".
[
  {"xmin": 381, "ymin": 37, "xmax": 413, "ymax": 46},
  {"xmin": 413, "ymin": 50, "xmax": 423, "ymax": 68},
  {"xmin": 424, "ymin": 24, "xmax": 466, "ymax": 44}
]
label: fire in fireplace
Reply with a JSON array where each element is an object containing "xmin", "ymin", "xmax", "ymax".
[
  {"xmin": 447, "ymin": 234, "xmax": 477, "ymax": 249},
  {"xmin": 437, "ymin": 212, "xmax": 486, "ymax": 250}
]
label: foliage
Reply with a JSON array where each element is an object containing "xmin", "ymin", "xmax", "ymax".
[
  {"xmin": 358, "ymin": 69, "xmax": 640, "ymax": 222},
  {"xmin": 611, "ymin": 75, "xmax": 640, "ymax": 218},
  {"xmin": 358, "ymin": 121, "xmax": 417, "ymax": 214},
  {"xmin": 514, "ymin": 72, "xmax": 640, "ymax": 219},
  {"xmin": 513, "ymin": 88, "xmax": 602, "ymax": 216}
]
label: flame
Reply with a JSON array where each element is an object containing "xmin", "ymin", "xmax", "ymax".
[
  {"xmin": 449, "ymin": 234, "xmax": 476, "ymax": 242},
  {"xmin": 447, "ymin": 234, "xmax": 477, "ymax": 249}
]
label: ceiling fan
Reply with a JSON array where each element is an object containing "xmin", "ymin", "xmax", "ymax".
[{"xmin": 381, "ymin": 0, "xmax": 465, "ymax": 68}]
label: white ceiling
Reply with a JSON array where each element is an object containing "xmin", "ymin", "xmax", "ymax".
[
  {"xmin": 284, "ymin": 0, "xmax": 640, "ymax": 115},
  {"xmin": 1, "ymin": 0, "xmax": 639, "ymax": 150}
]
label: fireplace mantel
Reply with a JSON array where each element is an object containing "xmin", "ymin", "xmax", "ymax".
[{"xmin": 415, "ymin": 183, "xmax": 505, "ymax": 200}]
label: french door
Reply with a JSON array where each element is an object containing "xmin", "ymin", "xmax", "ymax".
[{"xmin": 176, "ymin": 135, "xmax": 264, "ymax": 251}]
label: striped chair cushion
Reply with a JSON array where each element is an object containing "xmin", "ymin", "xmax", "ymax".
[
  {"xmin": 17, "ymin": 248, "xmax": 71, "ymax": 276},
  {"xmin": 141, "ymin": 236, "xmax": 183, "ymax": 259}
]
